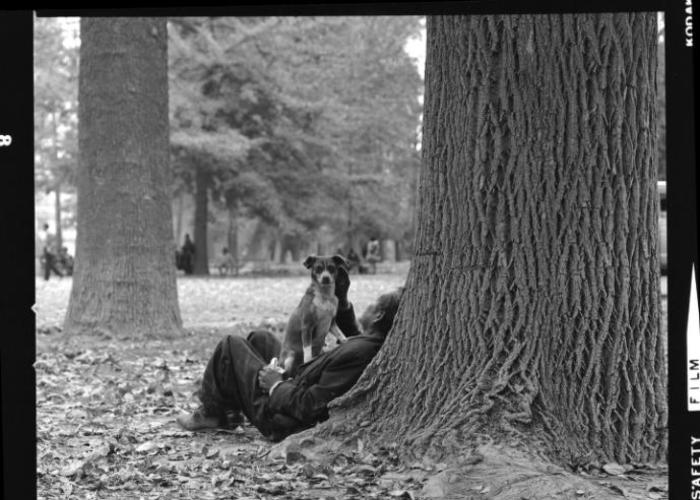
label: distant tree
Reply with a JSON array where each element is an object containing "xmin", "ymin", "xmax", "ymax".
[
  {"xmin": 168, "ymin": 16, "xmax": 423, "ymax": 264},
  {"xmin": 65, "ymin": 18, "xmax": 182, "ymax": 338},
  {"xmin": 34, "ymin": 16, "xmax": 79, "ymax": 249},
  {"xmin": 273, "ymin": 16, "xmax": 423, "ymax": 251},
  {"xmin": 169, "ymin": 128, "xmax": 254, "ymax": 274},
  {"xmin": 331, "ymin": 13, "xmax": 665, "ymax": 496},
  {"xmin": 169, "ymin": 17, "xmax": 286, "ymax": 272}
]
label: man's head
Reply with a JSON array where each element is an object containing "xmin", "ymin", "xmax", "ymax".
[{"xmin": 359, "ymin": 287, "xmax": 404, "ymax": 338}]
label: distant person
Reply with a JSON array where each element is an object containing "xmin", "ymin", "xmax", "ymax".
[
  {"xmin": 346, "ymin": 247, "xmax": 361, "ymax": 273},
  {"xmin": 366, "ymin": 236, "xmax": 381, "ymax": 274},
  {"xmin": 57, "ymin": 246, "xmax": 74, "ymax": 276},
  {"xmin": 218, "ymin": 247, "xmax": 237, "ymax": 276},
  {"xmin": 39, "ymin": 223, "xmax": 62, "ymax": 280},
  {"xmin": 181, "ymin": 234, "xmax": 195, "ymax": 275}
]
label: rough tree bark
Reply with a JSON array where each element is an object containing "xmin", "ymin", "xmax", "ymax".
[
  {"xmin": 64, "ymin": 18, "xmax": 182, "ymax": 338},
  {"xmin": 330, "ymin": 13, "xmax": 666, "ymax": 471},
  {"xmin": 192, "ymin": 164, "xmax": 210, "ymax": 275}
]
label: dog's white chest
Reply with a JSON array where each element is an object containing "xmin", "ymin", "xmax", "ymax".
[{"xmin": 312, "ymin": 293, "xmax": 337, "ymax": 314}]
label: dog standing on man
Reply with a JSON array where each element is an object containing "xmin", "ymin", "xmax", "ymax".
[{"xmin": 278, "ymin": 255, "xmax": 349, "ymax": 376}]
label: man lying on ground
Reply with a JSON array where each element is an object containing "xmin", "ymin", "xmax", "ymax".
[{"xmin": 176, "ymin": 269, "xmax": 403, "ymax": 442}]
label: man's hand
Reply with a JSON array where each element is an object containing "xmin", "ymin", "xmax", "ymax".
[
  {"xmin": 258, "ymin": 366, "xmax": 283, "ymax": 391},
  {"xmin": 258, "ymin": 358, "xmax": 284, "ymax": 392},
  {"xmin": 335, "ymin": 267, "xmax": 351, "ymax": 309}
]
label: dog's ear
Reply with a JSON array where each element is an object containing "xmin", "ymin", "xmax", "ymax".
[
  {"xmin": 332, "ymin": 255, "xmax": 348, "ymax": 270},
  {"xmin": 303, "ymin": 256, "xmax": 317, "ymax": 269}
]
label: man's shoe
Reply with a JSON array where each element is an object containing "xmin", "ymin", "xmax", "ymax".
[
  {"xmin": 176, "ymin": 409, "xmax": 223, "ymax": 431},
  {"xmin": 227, "ymin": 410, "xmax": 245, "ymax": 427}
]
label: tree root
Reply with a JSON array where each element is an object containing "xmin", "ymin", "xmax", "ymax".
[
  {"xmin": 419, "ymin": 443, "xmax": 615, "ymax": 499},
  {"xmin": 268, "ymin": 412, "xmax": 625, "ymax": 500}
]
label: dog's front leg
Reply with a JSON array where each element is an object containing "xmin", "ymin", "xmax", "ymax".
[
  {"xmin": 301, "ymin": 313, "xmax": 315, "ymax": 363},
  {"xmin": 329, "ymin": 322, "xmax": 347, "ymax": 344}
]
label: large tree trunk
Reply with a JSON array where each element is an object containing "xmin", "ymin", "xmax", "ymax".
[
  {"xmin": 333, "ymin": 13, "xmax": 665, "ymax": 467},
  {"xmin": 64, "ymin": 18, "xmax": 182, "ymax": 338},
  {"xmin": 192, "ymin": 164, "xmax": 210, "ymax": 275}
]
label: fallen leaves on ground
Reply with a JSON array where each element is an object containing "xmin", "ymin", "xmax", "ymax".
[
  {"xmin": 35, "ymin": 274, "xmax": 667, "ymax": 499},
  {"xmin": 37, "ymin": 331, "xmax": 436, "ymax": 499},
  {"xmin": 37, "ymin": 274, "xmax": 417, "ymax": 499}
]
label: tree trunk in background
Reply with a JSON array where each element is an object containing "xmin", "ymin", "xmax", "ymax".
[
  {"xmin": 65, "ymin": 17, "xmax": 182, "ymax": 338},
  {"xmin": 347, "ymin": 161, "xmax": 355, "ymax": 251},
  {"xmin": 279, "ymin": 233, "xmax": 289, "ymax": 263},
  {"xmin": 51, "ymin": 111, "xmax": 63, "ymax": 251},
  {"xmin": 269, "ymin": 237, "xmax": 279, "ymax": 262},
  {"xmin": 247, "ymin": 220, "xmax": 267, "ymax": 261},
  {"xmin": 54, "ymin": 184, "xmax": 62, "ymax": 252},
  {"xmin": 273, "ymin": 231, "xmax": 283, "ymax": 263},
  {"xmin": 192, "ymin": 164, "xmax": 210, "ymax": 275},
  {"xmin": 226, "ymin": 193, "xmax": 239, "ymax": 274},
  {"xmin": 334, "ymin": 13, "xmax": 665, "ymax": 467},
  {"xmin": 174, "ymin": 191, "xmax": 184, "ymax": 245},
  {"xmin": 282, "ymin": 235, "xmax": 302, "ymax": 263}
]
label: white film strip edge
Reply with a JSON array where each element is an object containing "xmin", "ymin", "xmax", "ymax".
[{"xmin": 688, "ymin": 263, "xmax": 700, "ymax": 411}]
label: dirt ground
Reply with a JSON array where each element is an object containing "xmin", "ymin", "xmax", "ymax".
[{"xmin": 35, "ymin": 273, "xmax": 668, "ymax": 499}]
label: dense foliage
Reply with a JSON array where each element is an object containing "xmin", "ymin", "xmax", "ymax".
[
  {"xmin": 35, "ymin": 16, "xmax": 423, "ymax": 260},
  {"xmin": 34, "ymin": 16, "xmax": 79, "ymax": 235},
  {"xmin": 168, "ymin": 16, "xmax": 423, "ymax": 255}
]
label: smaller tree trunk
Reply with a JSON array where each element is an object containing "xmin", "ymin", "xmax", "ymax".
[
  {"xmin": 51, "ymin": 111, "xmax": 63, "ymax": 251},
  {"xmin": 269, "ymin": 236, "xmax": 279, "ymax": 262},
  {"xmin": 226, "ymin": 194, "xmax": 239, "ymax": 275},
  {"xmin": 282, "ymin": 235, "xmax": 302, "ymax": 263},
  {"xmin": 192, "ymin": 165, "xmax": 210, "ymax": 275},
  {"xmin": 347, "ymin": 162, "xmax": 355, "ymax": 251},
  {"xmin": 174, "ymin": 191, "xmax": 184, "ymax": 244},
  {"xmin": 247, "ymin": 220, "xmax": 267, "ymax": 261},
  {"xmin": 54, "ymin": 183, "xmax": 63, "ymax": 252}
]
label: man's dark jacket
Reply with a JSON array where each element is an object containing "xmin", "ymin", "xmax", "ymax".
[{"xmin": 264, "ymin": 304, "xmax": 382, "ymax": 436}]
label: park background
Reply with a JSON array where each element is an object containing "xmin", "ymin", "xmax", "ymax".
[
  {"xmin": 33, "ymin": 15, "xmax": 669, "ymax": 280},
  {"xmin": 35, "ymin": 16, "xmax": 428, "ymax": 277}
]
